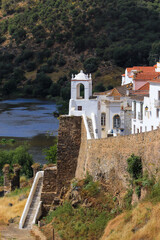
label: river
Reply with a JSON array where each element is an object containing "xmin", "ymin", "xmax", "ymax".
[{"xmin": 0, "ymin": 98, "xmax": 59, "ymax": 164}]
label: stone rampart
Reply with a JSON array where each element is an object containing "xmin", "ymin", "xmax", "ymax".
[
  {"xmin": 76, "ymin": 125, "xmax": 160, "ymax": 193},
  {"xmin": 41, "ymin": 166, "xmax": 57, "ymax": 213},
  {"xmin": 41, "ymin": 115, "xmax": 160, "ymax": 209},
  {"xmin": 56, "ymin": 115, "xmax": 82, "ymax": 192},
  {"xmin": 3, "ymin": 164, "xmax": 21, "ymax": 192}
]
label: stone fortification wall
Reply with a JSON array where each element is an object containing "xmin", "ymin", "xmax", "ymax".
[
  {"xmin": 76, "ymin": 124, "xmax": 160, "ymax": 193},
  {"xmin": 41, "ymin": 166, "xmax": 57, "ymax": 213},
  {"xmin": 56, "ymin": 116, "xmax": 82, "ymax": 191},
  {"xmin": 3, "ymin": 164, "xmax": 21, "ymax": 193},
  {"xmin": 41, "ymin": 116, "xmax": 160, "ymax": 211},
  {"xmin": 40, "ymin": 116, "xmax": 82, "ymax": 214}
]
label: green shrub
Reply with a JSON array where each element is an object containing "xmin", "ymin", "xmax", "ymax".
[
  {"xmin": 43, "ymin": 143, "xmax": 57, "ymax": 164},
  {"xmin": 45, "ymin": 38, "xmax": 54, "ymax": 47},
  {"xmin": 58, "ymin": 55, "xmax": 66, "ymax": 67},
  {"xmin": 84, "ymin": 181, "xmax": 100, "ymax": 197},
  {"xmin": 0, "ymin": 145, "xmax": 33, "ymax": 178},
  {"xmin": 42, "ymin": 201, "xmax": 111, "ymax": 240},
  {"xmin": 146, "ymin": 181, "xmax": 160, "ymax": 204},
  {"xmin": 84, "ymin": 58, "xmax": 98, "ymax": 73},
  {"xmin": 127, "ymin": 154, "xmax": 142, "ymax": 180},
  {"xmin": 2, "ymin": 80, "xmax": 17, "ymax": 95},
  {"xmin": 94, "ymin": 83, "xmax": 105, "ymax": 92},
  {"xmin": 6, "ymin": 186, "xmax": 30, "ymax": 197},
  {"xmin": 26, "ymin": 61, "xmax": 36, "ymax": 72},
  {"xmin": 123, "ymin": 189, "xmax": 133, "ymax": 210},
  {"xmin": 135, "ymin": 186, "xmax": 141, "ymax": 198},
  {"xmin": 49, "ymin": 83, "xmax": 61, "ymax": 97},
  {"xmin": 0, "ymin": 36, "xmax": 6, "ymax": 44},
  {"xmin": 38, "ymin": 64, "xmax": 54, "ymax": 73},
  {"xmin": 84, "ymin": 172, "xmax": 93, "ymax": 185}
]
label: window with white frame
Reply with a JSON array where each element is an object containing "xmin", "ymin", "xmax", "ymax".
[{"xmin": 101, "ymin": 113, "xmax": 106, "ymax": 126}]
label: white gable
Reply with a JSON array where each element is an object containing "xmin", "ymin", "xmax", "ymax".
[{"xmin": 72, "ymin": 70, "xmax": 91, "ymax": 80}]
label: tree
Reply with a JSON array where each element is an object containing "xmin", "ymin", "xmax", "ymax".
[
  {"xmin": 84, "ymin": 58, "xmax": 98, "ymax": 73},
  {"xmin": 49, "ymin": 83, "xmax": 61, "ymax": 97},
  {"xmin": 43, "ymin": 143, "xmax": 57, "ymax": 164},
  {"xmin": 94, "ymin": 83, "xmax": 105, "ymax": 92},
  {"xmin": 0, "ymin": 145, "xmax": 33, "ymax": 178},
  {"xmin": 2, "ymin": 80, "xmax": 17, "ymax": 95}
]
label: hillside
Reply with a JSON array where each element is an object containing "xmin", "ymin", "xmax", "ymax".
[
  {"xmin": 101, "ymin": 201, "xmax": 160, "ymax": 240},
  {"xmin": 0, "ymin": 0, "xmax": 160, "ymax": 111}
]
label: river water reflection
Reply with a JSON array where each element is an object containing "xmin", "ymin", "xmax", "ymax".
[{"xmin": 0, "ymin": 98, "xmax": 59, "ymax": 164}]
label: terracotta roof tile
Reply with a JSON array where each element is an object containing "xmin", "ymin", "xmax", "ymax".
[
  {"xmin": 138, "ymin": 82, "xmax": 150, "ymax": 91},
  {"xmin": 134, "ymin": 72, "xmax": 160, "ymax": 81},
  {"xmin": 93, "ymin": 84, "xmax": 133, "ymax": 97}
]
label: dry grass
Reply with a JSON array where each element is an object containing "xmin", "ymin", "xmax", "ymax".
[
  {"xmin": 101, "ymin": 202, "xmax": 160, "ymax": 240},
  {"xmin": 25, "ymin": 70, "xmax": 37, "ymax": 80},
  {"xmin": 0, "ymin": 188, "xmax": 30, "ymax": 225}
]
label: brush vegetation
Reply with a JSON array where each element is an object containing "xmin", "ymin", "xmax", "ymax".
[
  {"xmin": 0, "ymin": 0, "xmax": 159, "ymax": 112},
  {"xmin": 0, "ymin": 145, "xmax": 34, "ymax": 185},
  {"xmin": 41, "ymin": 174, "xmax": 121, "ymax": 240}
]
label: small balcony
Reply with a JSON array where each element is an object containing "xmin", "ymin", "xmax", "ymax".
[
  {"xmin": 154, "ymin": 100, "xmax": 160, "ymax": 108},
  {"xmin": 138, "ymin": 112, "xmax": 143, "ymax": 121}
]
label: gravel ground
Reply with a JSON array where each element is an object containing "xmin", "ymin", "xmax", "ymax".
[{"xmin": 0, "ymin": 223, "xmax": 35, "ymax": 240}]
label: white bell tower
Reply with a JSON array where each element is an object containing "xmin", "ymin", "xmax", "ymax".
[
  {"xmin": 71, "ymin": 70, "xmax": 92, "ymax": 100},
  {"xmin": 69, "ymin": 70, "xmax": 100, "ymax": 139}
]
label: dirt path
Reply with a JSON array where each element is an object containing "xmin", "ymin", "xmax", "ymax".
[{"xmin": 0, "ymin": 223, "xmax": 35, "ymax": 240}]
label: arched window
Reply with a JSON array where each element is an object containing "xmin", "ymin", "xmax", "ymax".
[
  {"xmin": 76, "ymin": 83, "xmax": 84, "ymax": 99},
  {"xmin": 113, "ymin": 114, "xmax": 120, "ymax": 128},
  {"xmin": 101, "ymin": 113, "xmax": 106, "ymax": 126}
]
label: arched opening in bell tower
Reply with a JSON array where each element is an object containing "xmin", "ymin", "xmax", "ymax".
[{"xmin": 76, "ymin": 83, "xmax": 85, "ymax": 99}]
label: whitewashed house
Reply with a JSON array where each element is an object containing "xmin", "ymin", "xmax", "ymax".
[
  {"xmin": 121, "ymin": 65, "xmax": 160, "ymax": 90},
  {"xmin": 120, "ymin": 62, "xmax": 160, "ymax": 134},
  {"xmin": 132, "ymin": 79, "xmax": 160, "ymax": 133},
  {"xmin": 94, "ymin": 85, "xmax": 132, "ymax": 138},
  {"xmin": 69, "ymin": 70, "xmax": 133, "ymax": 139}
]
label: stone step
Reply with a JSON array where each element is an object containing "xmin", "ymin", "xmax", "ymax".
[{"xmin": 23, "ymin": 177, "xmax": 43, "ymax": 229}]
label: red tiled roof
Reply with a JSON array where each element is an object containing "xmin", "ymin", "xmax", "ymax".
[
  {"xmin": 149, "ymin": 80, "xmax": 160, "ymax": 84},
  {"xmin": 134, "ymin": 72, "xmax": 160, "ymax": 81},
  {"xmin": 129, "ymin": 66, "xmax": 155, "ymax": 72},
  {"xmin": 138, "ymin": 82, "xmax": 150, "ymax": 91}
]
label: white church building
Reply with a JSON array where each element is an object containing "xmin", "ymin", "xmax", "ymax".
[{"xmin": 69, "ymin": 70, "xmax": 131, "ymax": 139}]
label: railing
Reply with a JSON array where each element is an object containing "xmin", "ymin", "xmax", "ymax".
[
  {"xmin": 19, "ymin": 171, "xmax": 44, "ymax": 229},
  {"xmin": 154, "ymin": 100, "xmax": 160, "ymax": 108},
  {"xmin": 138, "ymin": 112, "xmax": 143, "ymax": 121}
]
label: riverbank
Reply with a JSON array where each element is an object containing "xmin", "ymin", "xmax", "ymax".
[{"xmin": 0, "ymin": 98, "xmax": 59, "ymax": 164}]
